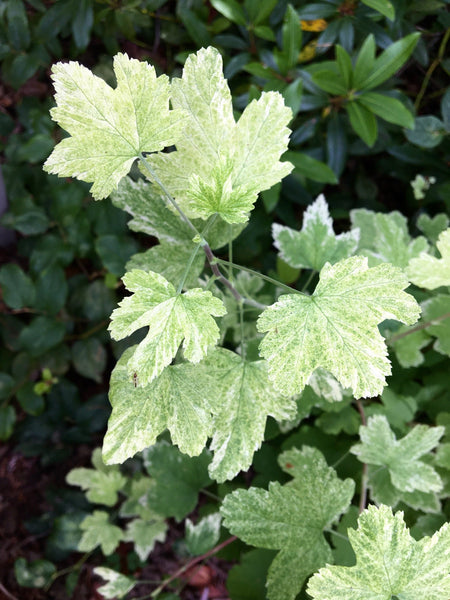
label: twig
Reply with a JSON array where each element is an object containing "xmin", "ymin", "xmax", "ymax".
[
  {"xmin": 0, "ymin": 582, "xmax": 20, "ymax": 600},
  {"xmin": 355, "ymin": 399, "xmax": 368, "ymax": 513},
  {"xmin": 387, "ymin": 312, "xmax": 450, "ymax": 344},
  {"xmin": 151, "ymin": 535, "xmax": 237, "ymax": 597},
  {"xmin": 415, "ymin": 27, "xmax": 450, "ymax": 112}
]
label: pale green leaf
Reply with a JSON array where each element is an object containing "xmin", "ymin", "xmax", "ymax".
[
  {"xmin": 351, "ymin": 415, "xmax": 444, "ymax": 493},
  {"xmin": 389, "ymin": 325, "xmax": 430, "ymax": 367},
  {"xmin": 94, "ymin": 567, "xmax": 135, "ymax": 599},
  {"xmin": 361, "ymin": 0, "xmax": 395, "ymax": 20},
  {"xmin": 146, "ymin": 47, "xmax": 293, "ymax": 224},
  {"xmin": 66, "ymin": 448, "xmax": 127, "ymax": 505},
  {"xmin": 143, "ymin": 442, "xmax": 211, "ymax": 521},
  {"xmin": 109, "ymin": 270, "xmax": 226, "ymax": 386},
  {"xmin": 201, "ymin": 349, "xmax": 297, "ymax": 482},
  {"xmin": 307, "ymin": 504, "xmax": 450, "ymax": 600},
  {"xmin": 185, "ymin": 513, "xmax": 222, "ymax": 556},
  {"xmin": 221, "ymin": 447, "xmax": 354, "ymax": 600},
  {"xmin": 273, "ymin": 194, "xmax": 359, "ymax": 271},
  {"xmin": 421, "ymin": 294, "xmax": 450, "ymax": 356},
  {"xmin": 103, "ymin": 347, "xmax": 214, "ymax": 464},
  {"xmin": 257, "ymin": 256, "xmax": 420, "ymax": 398},
  {"xmin": 119, "ymin": 476, "xmax": 157, "ymax": 520},
  {"xmin": 79, "ymin": 511, "xmax": 123, "ymax": 555},
  {"xmin": 407, "ymin": 228, "xmax": 450, "ymax": 289},
  {"xmin": 350, "ymin": 209, "xmax": 429, "ymax": 268},
  {"xmin": 125, "ymin": 518, "xmax": 167, "ymax": 561},
  {"xmin": 417, "ymin": 213, "xmax": 449, "ymax": 244},
  {"xmin": 44, "ymin": 54, "xmax": 184, "ymax": 199}
]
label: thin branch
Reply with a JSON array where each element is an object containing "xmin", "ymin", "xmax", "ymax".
[
  {"xmin": 355, "ymin": 398, "xmax": 368, "ymax": 514},
  {"xmin": 387, "ymin": 311, "xmax": 450, "ymax": 344},
  {"xmin": 415, "ymin": 27, "xmax": 450, "ymax": 112},
  {"xmin": 151, "ymin": 536, "xmax": 237, "ymax": 597},
  {"xmin": 0, "ymin": 582, "xmax": 20, "ymax": 600}
]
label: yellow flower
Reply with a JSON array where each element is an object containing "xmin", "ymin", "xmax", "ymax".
[{"xmin": 300, "ymin": 19, "xmax": 328, "ymax": 32}]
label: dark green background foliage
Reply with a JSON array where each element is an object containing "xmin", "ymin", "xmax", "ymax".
[{"xmin": 0, "ymin": 1, "xmax": 449, "ymax": 598}]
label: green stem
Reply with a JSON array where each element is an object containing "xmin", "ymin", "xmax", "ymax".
[
  {"xmin": 355, "ymin": 398, "xmax": 368, "ymax": 513},
  {"xmin": 415, "ymin": 27, "xmax": 450, "ymax": 112},
  {"xmin": 215, "ymin": 258, "xmax": 306, "ymax": 297},
  {"xmin": 386, "ymin": 311, "xmax": 450, "ymax": 344},
  {"xmin": 239, "ymin": 300, "xmax": 246, "ymax": 361},
  {"xmin": 324, "ymin": 528, "xmax": 349, "ymax": 542},
  {"xmin": 177, "ymin": 215, "xmax": 218, "ymax": 294},
  {"xmin": 301, "ymin": 270, "xmax": 316, "ymax": 293},
  {"xmin": 139, "ymin": 153, "xmax": 201, "ymax": 239}
]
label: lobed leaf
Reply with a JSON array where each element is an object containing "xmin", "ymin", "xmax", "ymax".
[
  {"xmin": 258, "ymin": 256, "xmax": 420, "ymax": 398},
  {"xmin": 307, "ymin": 504, "xmax": 450, "ymax": 600},
  {"xmin": 407, "ymin": 228, "xmax": 450, "ymax": 289},
  {"xmin": 44, "ymin": 53, "xmax": 184, "ymax": 199}
]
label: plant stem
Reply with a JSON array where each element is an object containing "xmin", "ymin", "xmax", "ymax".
[
  {"xmin": 139, "ymin": 153, "xmax": 201, "ymax": 239},
  {"xmin": 239, "ymin": 300, "xmax": 246, "ymax": 361},
  {"xmin": 0, "ymin": 583, "xmax": 20, "ymax": 600},
  {"xmin": 387, "ymin": 311, "xmax": 450, "ymax": 344},
  {"xmin": 177, "ymin": 216, "xmax": 217, "ymax": 294},
  {"xmin": 355, "ymin": 398, "xmax": 368, "ymax": 513},
  {"xmin": 324, "ymin": 528, "xmax": 349, "ymax": 542},
  {"xmin": 415, "ymin": 27, "xmax": 450, "ymax": 112},
  {"xmin": 301, "ymin": 270, "xmax": 316, "ymax": 293},
  {"xmin": 215, "ymin": 258, "xmax": 305, "ymax": 297},
  {"xmin": 151, "ymin": 536, "xmax": 237, "ymax": 597}
]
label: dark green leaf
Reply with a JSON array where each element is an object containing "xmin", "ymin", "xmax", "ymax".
[
  {"xmin": 247, "ymin": 0, "xmax": 278, "ymax": 24},
  {"xmin": 0, "ymin": 406, "xmax": 16, "ymax": 440},
  {"xmin": 210, "ymin": 0, "xmax": 247, "ymax": 25},
  {"xmin": 298, "ymin": 4, "xmax": 337, "ymax": 18},
  {"xmin": 358, "ymin": 33, "xmax": 420, "ymax": 90},
  {"xmin": 71, "ymin": 338, "xmax": 107, "ymax": 383},
  {"xmin": 282, "ymin": 78, "xmax": 303, "ymax": 115},
  {"xmin": 361, "ymin": 0, "xmax": 395, "ymax": 20},
  {"xmin": 17, "ymin": 383, "xmax": 45, "ymax": 415},
  {"xmin": 357, "ymin": 92, "xmax": 414, "ymax": 128},
  {"xmin": 353, "ymin": 35, "xmax": 376, "ymax": 89},
  {"xmin": 14, "ymin": 558, "xmax": 56, "ymax": 588},
  {"xmin": 336, "ymin": 45, "xmax": 353, "ymax": 89},
  {"xmin": 346, "ymin": 100, "xmax": 378, "ymax": 146},
  {"xmin": 19, "ymin": 316, "xmax": 66, "ymax": 357},
  {"xmin": 95, "ymin": 235, "xmax": 139, "ymax": 276},
  {"xmin": 227, "ymin": 549, "xmax": 276, "ymax": 600},
  {"xmin": 326, "ymin": 114, "xmax": 347, "ymax": 178},
  {"xmin": 34, "ymin": 266, "xmax": 68, "ymax": 315},
  {"xmin": 177, "ymin": 0, "xmax": 212, "ymax": 46},
  {"xmin": 284, "ymin": 151, "xmax": 338, "ymax": 183},
  {"xmin": 71, "ymin": 0, "xmax": 93, "ymax": 49},
  {"xmin": 312, "ymin": 69, "xmax": 347, "ymax": 95},
  {"xmin": 7, "ymin": 0, "xmax": 30, "ymax": 50},
  {"xmin": 143, "ymin": 442, "xmax": 211, "ymax": 521},
  {"xmin": 2, "ymin": 52, "xmax": 40, "ymax": 88},
  {"xmin": 441, "ymin": 87, "xmax": 450, "ymax": 131},
  {"xmin": 0, "ymin": 264, "xmax": 35, "ymax": 309},
  {"xmin": 405, "ymin": 116, "xmax": 446, "ymax": 148},
  {"xmin": 16, "ymin": 134, "xmax": 55, "ymax": 163},
  {"xmin": 277, "ymin": 4, "xmax": 302, "ymax": 74},
  {"xmin": 0, "ymin": 374, "xmax": 15, "ymax": 400}
]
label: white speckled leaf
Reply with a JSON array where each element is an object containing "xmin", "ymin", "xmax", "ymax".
[
  {"xmin": 257, "ymin": 256, "xmax": 420, "ymax": 398},
  {"xmin": 273, "ymin": 195, "xmax": 359, "ymax": 271},
  {"xmin": 103, "ymin": 347, "xmax": 214, "ymax": 464},
  {"xmin": 146, "ymin": 47, "xmax": 293, "ymax": 223},
  {"xmin": 44, "ymin": 54, "xmax": 184, "ymax": 199},
  {"xmin": 94, "ymin": 568, "xmax": 135, "ymax": 599},
  {"xmin": 307, "ymin": 504, "xmax": 450, "ymax": 600},
  {"xmin": 351, "ymin": 209, "xmax": 428, "ymax": 268},
  {"xmin": 108, "ymin": 270, "xmax": 226, "ymax": 385},
  {"xmin": 351, "ymin": 415, "xmax": 444, "ymax": 493},
  {"xmin": 407, "ymin": 228, "xmax": 450, "ymax": 289},
  {"xmin": 221, "ymin": 447, "xmax": 354, "ymax": 600},
  {"xmin": 125, "ymin": 518, "xmax": 167, "ymax": 561},
  {"xmin": 202, "ymin": 349, "xmax": 297, "ymax": 482}
]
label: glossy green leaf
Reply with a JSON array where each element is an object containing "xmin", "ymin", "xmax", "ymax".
[
  {"xmin": 221, "ymin": 447, "xmax": 354, "ymax": 600},
  {"xmin": 0, "ymin": 405, "xmax": 16, "ymax": 441},
  {"xmin": 352, "ymin": 415, "xmax": 443, "ymax": 493},
  {"xmin": 78, "ymin": 511, "xmax": 123, "ymax": 555},
  {"xmin": 357, "ymin": 92, "xmax": 414, "ymax": 128},
  {"xmin": 94, "ymin": 568, "xmax": 135, "ymax": 600},
  {"xmin": 276, "ymin": 4, "xmax": 303, "ymax": 74},
  {"xmin": 146, "ymin": 47, "xmax": 293, "ymax": 224},
  {"xmin": 405, "ymin": 115, "xmax": 446, "ymax": 148},
  {"xmin": 103, "ymin": 347, "xmax": 214, "ymax": 464},
  {"xmin": 44, "ymin": 53, "xmax": 185, "ymax": 199},
  {"xmin": 143, "ymin": 442, "xmax": 211, "ymax": 521},
  {"xmin": 407, "ymin": 228, "xmax": 450, "ymax": 289},
  {"xmin": 361, "ymin": 0, "xmax": 395, "ymax": 19},
  {"xmin": 210, "ymin": 0, "xmax": 247, "ymax": 25},
  {"xmin": 72, "ymin": 338, "xmax": 107, "ymax": 383},
  {"xmin": 258, "ymin": 256, "xmax": 420, "ymax": 398},
  {"xmin": 285, "ymin": 151, "xmax": 338, "ymax": 183},
  {"xmin": 307, "ymin": 504, "xmax": 450, "ymax": 600},
  {"xmin": 353, "ymin": 35, "xmax": 376, "ymax": 89},
  {"xmin": 273, "ymin": 194, "xmax": 359, "ymax": 271},
  {"xmin": 312, "ymin": 69, "xmax": 347, "ymax": 95},
  {"xmin": 336, "ymin": 45, "xmax": 353, "ymax": 89},
  {"xmin": 202, "ymin": 349, "xmax": 296, "ymax": 482},
  {"xmin": 346, "ymin": 100, "xmax": 378, "ymax": 147},
  {"xmin": 0, "ymin": 264, "xmax": 35, "ymax": 309},
  {"xmin": 109, "ymin": 269, "xmax": 226, "ymax": 386},
  {"xmin": 358, "ymin": 33, "xmax": 420, "ymax": 90}
]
